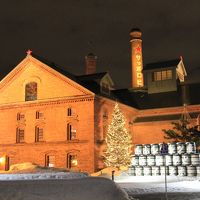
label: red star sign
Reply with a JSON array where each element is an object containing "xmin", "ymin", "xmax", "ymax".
[
  {"xmin": 135, "ymin": 46, "xmax": 141, "ymax": 53},
  {"xmin": 26, "ymin": 49, "xmax": 32, "ymax": 55}
]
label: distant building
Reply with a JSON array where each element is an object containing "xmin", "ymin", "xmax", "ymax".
[{"xmin": 0, "ymin": 30, "xmax": 200, "ymax": 172}]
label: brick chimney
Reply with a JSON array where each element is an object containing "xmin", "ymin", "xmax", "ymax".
[
  {"xmin": 130, "ymin": 28, "xmax": 144, "ymax": 88},
  {"xmin": 85, "ymin": 53, "xmax": 97, "ymax": 75}
]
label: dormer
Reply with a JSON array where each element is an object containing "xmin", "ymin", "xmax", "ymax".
[
  {"xmin": 76, "ymin": 72, "xmax": 114, "ymax": 96},
  {"xmin": 100, "ymin": 73, "xmax": 114, "ymax": 95},
  {"xmin": 143, "ymin": 58, "xmax": 187, "ymax": 94}
]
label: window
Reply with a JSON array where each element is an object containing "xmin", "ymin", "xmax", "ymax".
[
  {"xmin": 17, "ymin": 113, "xmax": 25, "ymax": 121},
  {"xmin": 16, "ymin": 128, "xmax": 25, "ymax": 143},
  {"xmin": 25, "ymin": 82, "xmax": 37, "ymax": 101},
  {"xmin": 102, "ymin": 111, "xmax": 108, "ymax": 139},
  {"xmin": 35, "ymin": 126, "xmax": 43, "ymax": 142},
  {"xmin": 67, "ymin": 123, "xmax": 76, "ymax": 140},
  {"xmin": 46, "ymin": 155, "xmax": 55, "ymax": 167},
  {"xmin": 36, "ymin": 111, "xmax": 43, "ymax": 119},
  {"xmin": 153, "ymin": 70, "xmax": 172, "ymax": 81},
  {"xmin": 67, "ymin": 154, "xmax": 78, "ymax": 169},
  {"xmin": 67, "ymin": 108, "xmax": 72, "ymax": 116},
  {"xmin": 101, "ymin": 82, "xmax": 110, "ymax": 94}
]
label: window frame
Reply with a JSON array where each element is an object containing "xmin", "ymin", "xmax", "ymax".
[
  {"xmin": 67, "ymin": 123, "xmax": 76, "ymax": 140},
  {"xmin": 16, "ymin": 128, "xmax": 25, "ymax": 143},
  {"xmin": 35, "ymin": 126, "xmax": 44, "ymax": 142},
  {"xmin": 152, "ymin": 70, "xmax": 172, "ymax": 82},
  {"xmin": 46, "ymin": 155, "xmax": 55, "ymax": 168},
  {"xmin": 25, "ymin": 82, "xmax": 37, "ymax": 101},
  {"xmin": 67, "ymin": 154, "xmax": 78, "ymax": 169}
]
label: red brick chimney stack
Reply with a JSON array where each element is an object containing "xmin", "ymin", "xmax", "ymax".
[
  {"xmin": 130, "ymin": 28, "xmax": 144, "ymax": 88},
  {"xmin": 85, "ymin": 53, "xmax": 97, "ymax": 75}
]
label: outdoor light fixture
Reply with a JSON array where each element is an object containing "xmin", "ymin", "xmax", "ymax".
[{"xmin": 0, "ymin": 156, "xmax": 5, "ymax": 164}]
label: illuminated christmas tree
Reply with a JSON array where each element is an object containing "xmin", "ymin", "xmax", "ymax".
[{"xmin": 104, "ymin": 103, "xmax": 132, "ymax": 169}]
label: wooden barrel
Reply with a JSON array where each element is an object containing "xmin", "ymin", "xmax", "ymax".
[
  {"xmin": 147, "ymin": 155, "xmax": 155, "ymax": 166},
  {"xmin": 186, "ymin": 142, "xmax": 196, "ymax": 154},
  {"xmin": 178, "ymin": 166, "xmax": 187, "ymax": 176},
  {"xmin": 128, "ymin": 166, "xmax": 135, "ymax": 176},
  {"xmin": 131, "ymin": 155, "xmax": 139, "ymax": 166},
  {"xmin": 155, "ymin": 154, "xmax": 164, "ymax": 166},
  {"xmin": 160, "ymin": 166, "xmax": 169, "ymax": 175},
  {"xmin": 135, "ymin": 144, "xmax": 143, "ymax": 155},
  {"xmin": 152, "ymin": 166, "xmax": 160, "ymax": 176},
  {"xmin": 159, "ymin": 143, "xmax": 168, "ymax": 151},
  {"xmin": 187, "ymin": 165, "xmax": 197, "ymax": 177},
  {"xmin": 168, "ymin": 143, "xmax": 177, "ymax": 155},
  {"xmin": 176, "ymin": 142, "xmax": 186, "ymax": 154},
  {"xmin": 151, "ymin": 144, "xmax": 159, "ymax": 155},
  {"xmin": 172, "ymin": 154, "xmax": 182, "ymax": 166},
  {"xmin": 143, "ymin": 144, "xmax": 151, "ymax": 155},
  {"xmin": 135, "ymin": 166, "xmax": 143, "ymax": 176},
  {"xmin": 169, "ymin": 166, "xmax": 177, "ymax": 176},
  {"xmin": 143, "ymin": 166, "xmax": 152, "ymax": 176},
  {"xmin": 181, "ymin": 153, "xmax": 191, "ymax": 166},
  {"xmin": 165, "ymin": 155, "xmax": 173, "ymax": 166},
  {"xmin": 139, "ymin": 155, "xmax": 147, "ymax": 166},
  {"xmin": 191, "ymin": 153, "xmax": 200, "ymax": 166}
]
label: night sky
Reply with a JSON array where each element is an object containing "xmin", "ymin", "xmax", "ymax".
[{"xmin": 1, "ymin": 0, "xmax": 200, "ymax": 88}]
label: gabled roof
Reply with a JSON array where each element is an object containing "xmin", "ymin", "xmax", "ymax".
[
  {"xmin": 31, "ymin": 53, "xmax": 77, "ymax": 81},
  {"xmin": 143, "ymin": 58, "xmax": 181, "ymax": 70},
  {"xmin": 76, "ymin": 72, "xmax": 108, "ymax": 82},
  {"xmin": 0, "ymin": 53, "xmax": 94, "ymax": 96},
  {"xmin": 76, "ymin": 72, "xmax": 114, "ymax": 95}
]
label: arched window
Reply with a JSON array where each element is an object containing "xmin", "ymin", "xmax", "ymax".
[
  {"xmin": 67, "ymin": 153, "xmax": 78, "ymax": 169},
  {"xmin": 25, "ymin": 82, "xmax": 37, "ymax": 101},
  {"xmin": 35, "ymin": 126, "xmax": 44, "ymax": 142},
  {"xmin": 67, "ymin": 123, "xmax": 76, "ymax": 140}
]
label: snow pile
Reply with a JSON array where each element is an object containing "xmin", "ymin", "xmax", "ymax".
[
  {"xmin": 0, "ymin": 172, "xmax": 88, "ymax": 180},
  {"xmin": 91, "ymin": 167, "xmax": 127, "ymax": 178},
  {"xmin": 0, "ymin": 162, "xmax": 89, "ymax": 180},
  {"xmin": 0, "ymin": 177, "xmax": 135, "ymax": 200},
  {"xmin": 5, "ymin": 162, "xmax": 68, "ymax": 174}
]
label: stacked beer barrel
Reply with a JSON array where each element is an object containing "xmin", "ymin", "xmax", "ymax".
[{"xmin": 128, "ymin": 142, "xmax": 200, "ymax": 176}]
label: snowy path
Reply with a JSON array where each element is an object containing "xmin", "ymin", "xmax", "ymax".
[{"xmin": 117, "ymin": 176, "xmax": 200, "ymax": 200}]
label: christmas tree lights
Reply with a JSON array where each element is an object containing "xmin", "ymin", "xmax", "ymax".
[{"xmin": 104, "ymin": 103, "xmax": 132, "ymax": 169}]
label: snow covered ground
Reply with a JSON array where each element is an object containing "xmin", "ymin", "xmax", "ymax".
[
  {"xmin": 1, "ymin": 168, "xmax": 200, "ymax": 200},
  {"xmin": 116, "ymin": 174, "xmax": 200, "ymax": 200}
]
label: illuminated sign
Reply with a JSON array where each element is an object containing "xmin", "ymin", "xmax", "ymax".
[{"xmin": 134, "ymin": 45, "xmax": 143, "ymax": 87}]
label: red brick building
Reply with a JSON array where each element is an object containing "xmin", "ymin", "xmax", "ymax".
[{"xmin": 0, "ymin": 29, "xmax": 200, "ymax": 172}]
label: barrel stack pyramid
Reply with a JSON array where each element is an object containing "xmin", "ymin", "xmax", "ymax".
[{"xmin": 129, "ymin": 142, "xmax": 200, "ymax": 176}]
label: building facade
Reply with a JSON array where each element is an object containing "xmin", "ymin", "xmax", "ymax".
[{"xmin": 0, "ymin": 29, "xmax": 200, "ymax": 172}]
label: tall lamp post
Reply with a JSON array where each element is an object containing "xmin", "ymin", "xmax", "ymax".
[{"xmin": 161, "ymin": 143, "xmax": 169, "ymax": 200}]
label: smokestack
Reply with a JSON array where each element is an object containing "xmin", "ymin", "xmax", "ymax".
[
  {"xmin": 197, "ymin": 115, "xmax": 200, "ymax": 131},
  {"xmin": 85, "ymin": 53, "xmax": 97, "ymax": 75},
  {"xmin": 130, "ymin": 28, "xmax": 144, "ymax": 88}
]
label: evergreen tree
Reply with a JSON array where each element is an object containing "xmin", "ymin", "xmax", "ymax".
[
  {"xmin": 104, "ymin": 103, "xmax": 132, "ymax": 169},
  {"xmin": 162, "ymin": 120, "xmax": 200, "ymax": 147}
]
